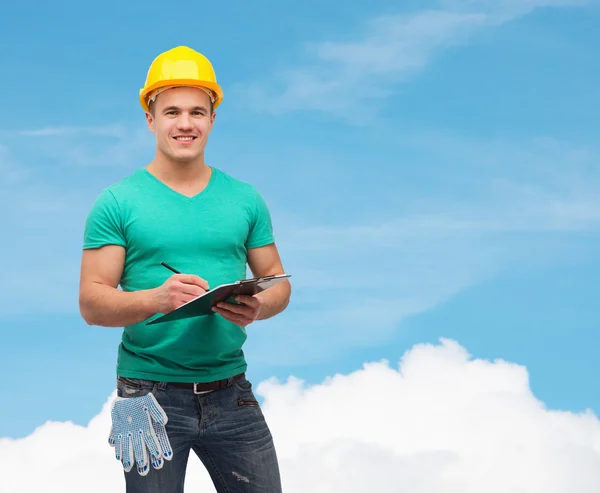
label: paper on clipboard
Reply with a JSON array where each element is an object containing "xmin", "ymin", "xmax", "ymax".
[{"xmin": 146, "ymin": 274, "xmax": 291, "ymax": 325}]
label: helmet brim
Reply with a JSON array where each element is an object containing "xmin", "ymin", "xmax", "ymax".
[{"xmin": 139, "ymin": 79, "xmax": 223, "ymax": 111}]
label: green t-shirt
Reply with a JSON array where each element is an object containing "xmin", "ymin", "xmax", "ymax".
[{"xmin": 82, "ymin": 166, "xmax": 274, "ymax": 382}]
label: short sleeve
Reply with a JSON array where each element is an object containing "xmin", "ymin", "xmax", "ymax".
[
  {"xmin": 246, "ymin": 187, "xmax": 274, "ymax": 249},
  {"xmin": 82, "ymin": 188, "xmax": 126, "ymax": 249}
]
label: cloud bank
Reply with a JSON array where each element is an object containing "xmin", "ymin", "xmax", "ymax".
[{"xmin": 2, "ymin": 339, "xmax": 600, "ymax": 492}]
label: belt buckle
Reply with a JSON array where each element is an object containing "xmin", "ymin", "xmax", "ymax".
[{"xmin": 193, "ymin": 382, "xmax": 217, "ymax": 394}]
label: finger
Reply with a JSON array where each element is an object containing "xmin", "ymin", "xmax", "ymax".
[
  {"xmin": 132, "ymin": 429, "xmax": 150, "ymax": 476},
  {"xmin": 108, "ymin": 399, "xmax": 119, "ymax": 449},
  {"xmin": 113, "ymin": 434, "xmax": 123, "ymax": 462},
  {"xmin": 141, "ymin": 394, "xmax": 166, "ymax": 468},
  {"xmin": 146, "ymin": 426, "xmax": 166, "ymax": 470},
  {"xmin": 212, "ymin": 307, "xmax": 249, "ymax": 326},
  {"xmin": 144, "ymin": 394, "xmax": 167, "ymax": 425},
  {"xmin": 175, "ymin": 274, "xmax": 209, "ymax": 291},
  {"xmin": 215, "ymin": 302, "xmax": 258, "ymax": 324},
  {"xmin": 215, "ymin": 301, "xmax": 251, "ymax": 316},
  {"xmin": 146, "ymin": 431, "xmax": 164, "ymax": 470},
  {"xmin": 180, "ymin": 293, "xmax": 202, "ymax": 305},
  {"xmin": 175, "ymin": 281, "xmax": 206, "ymax": 297},
  {"xmin": 234, "ymin": 295, "xmax": 258, "ymax": 306},
  {"xmin": 154, "ymin": 423, "xmax": 174, "ymax": 461},
  {"xmin": 122, "ymin": 432, "xmax": 134, "ymax": 472},
  {"xmin": 108, "ymin": 425, "xmax": 115, "ymax": 447}
]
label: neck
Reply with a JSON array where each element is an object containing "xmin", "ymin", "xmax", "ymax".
[{"xmin": 146, "ymin": 150, "xmax": 210, "ymax": 185}]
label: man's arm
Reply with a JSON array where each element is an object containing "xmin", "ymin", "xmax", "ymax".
[
  {"xmin": 247, "ymin": 242, "xmax": 291, "ymax": 320},
  {"xmin": 78, "ymin": 245, "xmax": 158, "ymax": 327},
  {"xmin": 79, "ymin": 246, "xmax": 210, "ymax": 327}
]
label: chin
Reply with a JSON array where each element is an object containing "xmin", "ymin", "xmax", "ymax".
[
  {"xmin": 174, "ymin": 154, "xmax": 202, "ymax": 164},
  {"xmin": 164, "ymin": 148, "xmax": 203, "ymax": 163}
]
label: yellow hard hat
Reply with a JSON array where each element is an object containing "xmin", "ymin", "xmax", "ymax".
[{"xmin": 139, "ymin": 46, "xmax": 224, "ymax": 111}]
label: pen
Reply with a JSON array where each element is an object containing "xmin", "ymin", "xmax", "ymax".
[{"xmin": 160, "ymin": 262, "xmax": 181, "ymax": 274}]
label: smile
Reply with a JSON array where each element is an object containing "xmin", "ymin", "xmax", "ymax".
[{"xmin": 173, "ymin": 136, "xmax": 196, "ymax": 141}]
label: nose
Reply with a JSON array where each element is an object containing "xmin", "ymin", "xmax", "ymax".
[{"xmin": 177, "ymin": 112, "xmax": 193, "ymax": 130}]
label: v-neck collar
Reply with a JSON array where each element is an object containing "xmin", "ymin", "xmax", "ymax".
[{"xmin": 140, "ymin": 166, "xmax": 217, "ymax": 201}]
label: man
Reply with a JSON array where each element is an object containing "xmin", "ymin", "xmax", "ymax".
[{"xmin": 78, "ymin": 45, "xmax": 291, "ymax": 492}]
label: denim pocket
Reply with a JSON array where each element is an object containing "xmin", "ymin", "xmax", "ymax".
[
  {"xmin": 116, "ymin": 377, "xmax": 155, "ymax": 398},
  {"xmin": 237, "ymin": 396, "xmax": 260, "ymax": 407},
  {"xmin": 233, "ymin": 377, "xmax": 260, "ymax": 408},
  {"xmin": 233, "ymin": 375, "xmax": 253, "ymax": 392}
]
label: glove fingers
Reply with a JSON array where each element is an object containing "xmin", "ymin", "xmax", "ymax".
[
  {"xmin": 109, "ymin": 393, "xmax": 173, "ymax": 475},
  {"xmin": 143, "ymin": 426, "xmax": 165, "ymax": 470},
  {"xmin": 108, "ymin": 425, "xmax": 115, "ymax": 447},
  {"xmin": 132, "ymin": 429, "xmax": 150, "ymax": 476},
  {"xmin": 138, "ymin": 394, "xmax": 166, "ymax": 469},
  {"xmin": 145, "ymin": 393, "xmax": 168, "ymax": 425},
  {"xmin": 113, "ymin": 434, "xmax": 123, "ymax": 462},
  {"xmin": 142, "ymin": 393, "xmax": 171, "ymax": 466},
  {"xmin": 154, "ymin": 422, "xmax": 174, "ymax": 461},
  {"xmin": 122, "ymin": 432, "xmax": 135, "ymax": 473}
]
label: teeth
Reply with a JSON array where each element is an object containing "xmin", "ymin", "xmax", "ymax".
[{"xmin": 175, "ymin": 136, "xmax": 194, "ymax": 140}]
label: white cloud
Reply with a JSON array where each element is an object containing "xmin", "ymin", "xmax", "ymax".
[
  {"xmin": 2, "ymin": 339, "xmax": 600, "ymax": 492},
  {"xmin": 237, "ymin": 1, "xmax": 588, "ymax": 119}
]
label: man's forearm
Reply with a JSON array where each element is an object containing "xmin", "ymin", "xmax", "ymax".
[
  {"xmin": 256, "ymin": 280, "xmax": 291, "ymax": 320},
  {"xmin": 80, "ymin": 283, "xmax": 158, "ymax": 327}
]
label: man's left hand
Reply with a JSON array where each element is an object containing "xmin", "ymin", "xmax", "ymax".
[{"xmin": 212, "ymin": 295, "xmax": 262, "ymax": 326}]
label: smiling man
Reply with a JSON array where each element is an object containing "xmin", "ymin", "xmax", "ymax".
[{"xmin": 78, "ymin": 46, "xmax": 291, "ymax": 492}]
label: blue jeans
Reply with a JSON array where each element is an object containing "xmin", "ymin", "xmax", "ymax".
[{"xmin": 115, "ymin": 374, "xmax": 282, "ymax": 492}]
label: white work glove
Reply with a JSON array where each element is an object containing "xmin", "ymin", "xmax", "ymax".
[{"xmin": 108, "ymin": 393, "xmax": 174, "ymax": 476}]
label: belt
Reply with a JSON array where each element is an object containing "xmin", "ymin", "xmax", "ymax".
[
  {"xmin": 164, "ymin": 373, "xmax": 245, "ymax": 394},
  {"xmin": 117, "ymin": 373, "xmax": 245, "ymax": 394}
]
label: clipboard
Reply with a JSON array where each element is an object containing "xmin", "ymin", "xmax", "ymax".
[{"xmin": 146, "ymin": 274, "xmax": 291, "ymax": 325}]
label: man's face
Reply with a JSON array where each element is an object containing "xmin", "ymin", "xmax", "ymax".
[{"xmin": 146, "ymin": 86, "xmax": 216, "ymax": 163}]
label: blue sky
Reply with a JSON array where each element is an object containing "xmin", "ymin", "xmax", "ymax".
[{"xmin": 1, "ymin": 0, "xmax": 599, "ymax": 439}]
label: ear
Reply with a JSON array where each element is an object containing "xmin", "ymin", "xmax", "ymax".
[{"xmin": 145, "ymin": 111, "xmax": 155, "ymax": 132}]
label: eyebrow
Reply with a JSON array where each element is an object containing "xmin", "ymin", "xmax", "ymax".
[{"xmin": 162, "ymin": 105, "xmax": 208, "ymax": 113}]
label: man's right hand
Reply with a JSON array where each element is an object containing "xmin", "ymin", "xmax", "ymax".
[
  {"xmin": 79, "ymin": 246, "xmax": 211, "ymax": 327},
  {"xmin": 151, "ymin": 274, "xmax": 210, "ymax": 314}
]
